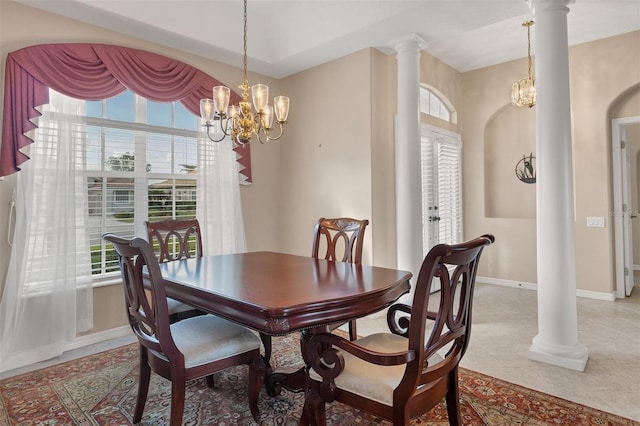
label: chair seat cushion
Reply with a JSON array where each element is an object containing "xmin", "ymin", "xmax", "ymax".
[
  {"xmin": 170, "ymin": 315, "xmax": 261, "ymax": 368},
  {"xmin": 166, "ymin": 297, "xmax": 198, "ymax": 315},
  {"xmin": 309, "ymin": 333, "xmax": 442, "ymax": 406}
]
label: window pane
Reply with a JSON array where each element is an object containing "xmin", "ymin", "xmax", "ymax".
[
  {"xmin": 106, "ymin": 177, "xmax": 135, "ymax": 227},
  {"xmin": 87, "ymin": 177, "xmax": 104, "ymax": 274},
  {"xmin": 419, "ymin": 89, "xmax": 430, "ymax": 115},
  {"xmin": 104, "ymin": 128, "xmax": 136, "ymax": 171},
  {"xmin": 420, "ymin": 87, "xmax": 453, "ymax": 123},
  {"xmin": 147, "ymin": 133, "xmax": 172, "ymax": 174},
  {"xmin": 429, "ymin": 94, "xmax": 439, "ymax": 117},
  {"xmin": 440, "ymin": 106, "xmax": 451, "ymax": 122},
  {"xmin": 174, "ymin": 136, "xmax": 198, "ymax": 174},
  {"xmin": 85, "ymin": 126, "xmax": 102, "ymax": 171},
  {"xmin": 175, "ymin": 102, "xmax": 198, "ymax": 130},
  {"xmin": 148, "ymin": 178, "xmax": 174, "ymax": 221},
  {"xmin": 106, "ymin": 90, "xmax": 135, "ymax": 122},
  {"xmin": 175, "ymin": 178, "xmax": 197, "ymax": 219},
  {"xmin": 86, "ymin": 100, "xmax": 103, "ymax": 118},
  {"xmin": 88, "ymin": 177, "xmax": 135, "ymax": 275},
  {"xmin": 147, "ymin": 100, "xmax": 172, "ymax": 127}
]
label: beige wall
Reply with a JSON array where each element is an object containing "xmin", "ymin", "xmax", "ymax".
[
  {"xmin": 462, "ymin": 31, "xmax": 640, "ymax": 292},
  {"xmin": 1, "ymin": 0, "xmax": 639, "ymax": 340},
  {"xmin": 277, "ymin": 49, "xmax": 375, "ymax": 262}
]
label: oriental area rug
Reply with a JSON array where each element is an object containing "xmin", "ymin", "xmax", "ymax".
[{"xmin": 0, "ymin": 333, "xmax": 636, "ymax": 426}]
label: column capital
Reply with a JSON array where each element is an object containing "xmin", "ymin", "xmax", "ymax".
[
  {"xmin": 527, "ymin": 0, "xmax": 575, "ymax": 14},
  {"xmin": 391, "ymin": 34, "xmax": 428, "ymax": 55}
]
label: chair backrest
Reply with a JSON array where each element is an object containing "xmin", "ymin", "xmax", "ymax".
[
  {"xmin": 388, "ymin": 234, "xmax": 494, "ymax": 404},
  {"xmin": 311, "ymin": 217, "xmax": 369, "ymax": 264},
  {"xmin": 103, "ymin": 233, "xmax": 179, "ymax": 360},
  {"xmin": 145, "ymin": 219, "xmax": 203, "ymax": 263}
]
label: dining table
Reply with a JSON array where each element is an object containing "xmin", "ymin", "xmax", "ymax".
[{"xmin": 157, "ymin": 251, "xmax": 412, "ymax": 395}]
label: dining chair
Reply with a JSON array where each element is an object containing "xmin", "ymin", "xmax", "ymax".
[
  {"xmin": 145, "ymin": 219, "xmax": 205, "ymax": 323},
  {"xmin": 301, "ymin": 234, "xmax": 495, "ymax": 426},
  {"xmin": 103, "ymin": 233, "xmax": 264, "ymax": 425},
  {"xmin": 312, "ymin": 217, "xmax": 369, "ymax": 340},
  {"xmin": 262, "ymin": 217, "xmax": 369, "ymax": 396}
]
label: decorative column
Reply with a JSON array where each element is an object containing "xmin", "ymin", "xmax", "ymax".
[
  {"xmin": 394, "ymin": 36, "xmax": 425, "ymax": 283},
  {"xmin": 528, "ymin": 0, "xmax": 588, "ymax": 371}
]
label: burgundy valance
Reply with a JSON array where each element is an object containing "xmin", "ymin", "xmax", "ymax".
[{"xmin": 1, "ymin": 43, "xmax": 251, "ymax": 181}]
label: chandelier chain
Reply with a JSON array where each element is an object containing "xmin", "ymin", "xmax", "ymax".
[
  {"xmin": 243, "ymin": 0, "xmax": 248, "ymax": 88},
  {"xmin": 527, "ymin": 21, "xmax": 533, "ymax": 78}
]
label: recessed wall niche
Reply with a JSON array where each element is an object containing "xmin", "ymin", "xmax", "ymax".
[{"xmin": 484, "ymin": 104, "xmax": 536, "ymax": 219}]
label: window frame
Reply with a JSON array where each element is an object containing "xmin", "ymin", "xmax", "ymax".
[
  {"xmin": 420, "ymin": 84, "xmax": 457, "ymax": 124},
  {"xmin": 40, "ymin": 91, "xmax": 203, "ymax": 284}
]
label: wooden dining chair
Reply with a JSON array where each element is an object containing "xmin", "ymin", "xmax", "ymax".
[
  {"xmin": 103, "ymin": 233, "xmax": 264, "ymax": 426},
  {"xmin": 301, "ymin": 234, "xmax": 495, "ymax": 426},
  {"xmin": 312, "ymin": 217, "xmax": 369, "ymax": 340},
  {"xmin": 145, "ymin": 219, "xmax": 205, "ymax": 323},
  {"xmin": 262, "ymin": 217, "xmax": 369, "ymax": 395}
]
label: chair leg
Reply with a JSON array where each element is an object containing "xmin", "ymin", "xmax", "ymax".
[
  {"xmin": 445, "ymin": 368, "xmax": 462, "ymax": 426},
  {"xmin": 133, "ymin": 346, "xmax": 150, "ymax": 424},
  {"xmin": 248, "ymin": 353, "xmax": 265, "ymax": 423},
  {"xmin": 169, "ymin": 379, "xmax": 186, "ymax": 426},
  {"xmin": 205, "ymin": 374, "xmax": 215, "ymax": 388},
  {"xmin": 348, "ymin": 320, "xmax": 358, "ymax": 341}
]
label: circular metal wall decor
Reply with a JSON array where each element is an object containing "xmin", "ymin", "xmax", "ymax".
[{"xmin": 515, "ymin": 153, "xmax": 536, "ymax": 184}]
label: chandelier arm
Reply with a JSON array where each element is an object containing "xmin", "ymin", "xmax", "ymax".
[
  {"xmin": 265, "ymin": 123, "xmax": 285, "ymax": 142},
  {"xmin": 204, "ymin": 123, "xmax": 227, "ymax": 143},
  {"xmin": 255, "ymin": 131, "xmax": 268, "ymax": 144}
]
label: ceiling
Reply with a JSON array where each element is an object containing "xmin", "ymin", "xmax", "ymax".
[{"xmin": 14, "ymin": 0, "xmax": 640, "ymax": 79}]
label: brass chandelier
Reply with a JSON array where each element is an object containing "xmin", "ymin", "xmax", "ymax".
[
  {"xmin": 200, "ymin": 0, "xmax": 289, "ymax": 145},
  {"xmin": 511, "ymin": 20, "xmax": 536, "ymax": 108}
]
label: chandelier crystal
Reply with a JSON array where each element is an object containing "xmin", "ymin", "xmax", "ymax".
[
  {"xmin": 200, "ymin": 0, "xmax": 289, "ymax": 145},
  {"xmin": 511, "ymin": 20, "xmax": 536, "ymax": 108}
]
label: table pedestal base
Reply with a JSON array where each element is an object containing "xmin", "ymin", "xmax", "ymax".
[{"xmin": 265, "ymin": 367, "xmax": 306, "ymax": 396}]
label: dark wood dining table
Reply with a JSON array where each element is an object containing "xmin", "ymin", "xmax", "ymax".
[{"xmin": 157, "ymin": 251, "xmax": 412, "ymax": 394}]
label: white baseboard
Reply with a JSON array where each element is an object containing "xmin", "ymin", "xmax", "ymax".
[
  {"xmin": 476, "ymin": 276, "xmax": 616, "ymax": 301},
  {"xmin": 476, "ymin": 276, "xmax": 537, "ymax": 291},
  {"xmin": 65, "ymin": 325, "xmax": 131, "ymax": 352}
]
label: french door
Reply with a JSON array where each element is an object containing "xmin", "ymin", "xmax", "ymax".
[{"xmin": 421, "ymin": 124, "xmax": 463, "ymax": 261}]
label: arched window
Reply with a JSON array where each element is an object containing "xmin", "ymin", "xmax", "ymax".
[{"xmin": 419, "ymin": 85, "xmax": 457, "ymax": 124}]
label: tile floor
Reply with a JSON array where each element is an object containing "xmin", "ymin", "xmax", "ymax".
[
  {"xmin": 2, "ymin": 283, "xmax": 639, "ymax": 422},
  {"xmin": 357, "ymin": 282, "xmax": 640, "ymax": 422}
]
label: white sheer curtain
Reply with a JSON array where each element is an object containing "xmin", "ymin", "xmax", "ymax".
[
  {"xmin": 197, "ymin": 135, "xmax": 247, "ymax": 255},
  {"xmin": 0, "ymin": 90, "xmax": 93, "ymax": 373}
]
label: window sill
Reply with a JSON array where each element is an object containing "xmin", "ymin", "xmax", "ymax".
[{"xmin": 92, "ymin": 276, "xmax": 123, "ymax": 288}]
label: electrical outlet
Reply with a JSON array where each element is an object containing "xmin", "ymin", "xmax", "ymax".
[{"xmin": 586, "ymin": 216, "xmax": 605, "ymax": 228}]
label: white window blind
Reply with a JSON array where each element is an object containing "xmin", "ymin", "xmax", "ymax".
[{"xmin": 421, "ymin": 124, "xmax": 463, "ymax": 257}]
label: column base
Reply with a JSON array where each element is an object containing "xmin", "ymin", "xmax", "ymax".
[{"xmin": 528, "ymin": 335, "xmax": 589, "ymax": 371}]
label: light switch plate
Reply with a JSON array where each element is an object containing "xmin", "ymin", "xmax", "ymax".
[{"xmin": 586, "ymin": 216, "xmax": 605, "ymax": 228}]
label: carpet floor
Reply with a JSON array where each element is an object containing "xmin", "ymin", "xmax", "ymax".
[{"xmin": 0, "ymin": 333, "xmax": 637, "ymax": 425}]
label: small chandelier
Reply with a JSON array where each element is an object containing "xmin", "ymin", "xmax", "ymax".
[
  {"xmin": 200, "ymin": 0, "xmax": 289, "ymax": 145},
  {"xmin": 511, "ymin": 20, "xmax": 536, "ymax": 108}
]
